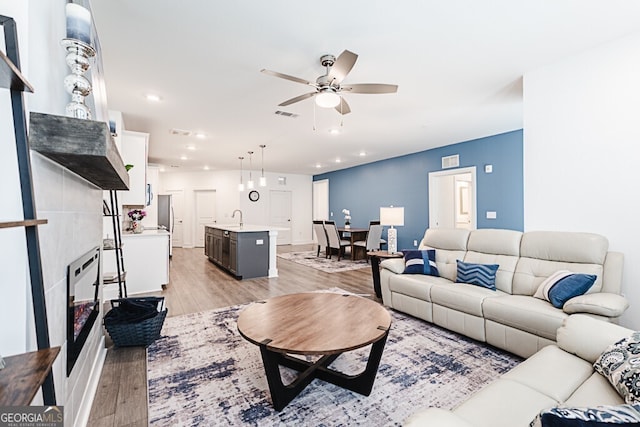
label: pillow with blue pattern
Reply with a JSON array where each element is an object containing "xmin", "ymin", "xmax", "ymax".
[
  {"xmin": 402, "ymin": 249, "xmax": 439, "ymax": 276},
  {"xmin": 529, "ymin": 404, "xmax": 640, "ymax": 427},
  {"xmin": 534, "ymin": 270, "xmax": 597, "ymax": 309},
  {"xmin": 456, "ymin": 260, "xmax": 499, "ymax": 290},
  {"xmin": 593, "ymin": 331, "xmax": 640, "ymax": 405}
]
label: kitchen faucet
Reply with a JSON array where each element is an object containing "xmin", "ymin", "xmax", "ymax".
[{"xmin": 232, "ymin": 209, "xmax": 243, "ymax": 228}]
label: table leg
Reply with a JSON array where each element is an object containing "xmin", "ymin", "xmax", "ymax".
[
  {"xmin": 258, "ymin": 328, "xmax": 389, "ymax": 410},
  {"xmin": 370, "ymin": 255, "xmax": 382, "ymax": 298}
]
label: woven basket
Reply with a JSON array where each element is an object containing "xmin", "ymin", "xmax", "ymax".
[{"xmin": 104, "ymin": 297, "xmax": 167, "ymax": 347}]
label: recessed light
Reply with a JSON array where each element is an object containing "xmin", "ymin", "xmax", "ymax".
[
  {"xmin": 335, "ymin": 158, "xmax": 341, "ymax": 163},
  {"xmin": 203, "ymin": 165, "xmax": 210, "ymax": 170},
  {"xmin": 180, "ymin": 155, "xmax": 187, "ymax": 160},
  {"xmin": 145, "ymin": 94, "xmax": 161, "ymax": 102},
  {"xmin": 194, "ymin": 132, "xmax": 206, "ymax": 139},
  {"xmin": 315, "ymin": 163, "xmax": 322, "ymax": 168},
  {"xmin": 159, "ymin": 167, "xmax": 166, "ymax": 172},
  {"xmin": 186, "ymin": 145, "xmax": 196, "ymax": 151},
  {"xmin": 329, "ymin": 129, "xmax": 340, "ymax": 135},
  {"xmin": 359, "ymin": 151, "xmax": 366, "ymax": 157}
]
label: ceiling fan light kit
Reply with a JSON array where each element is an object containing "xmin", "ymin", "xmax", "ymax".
[{"xmin": 261, "ymin": 49, "xmax": 397, "ymax": 116}]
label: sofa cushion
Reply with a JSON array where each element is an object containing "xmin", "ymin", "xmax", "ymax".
[
  {"xmin": 557, "ymin": 315, "xmax": 634, "ymax": 364},
  {"xmin": 456, "ymin": 260, "xmax": 499, "ymax": 290},
  {"xmin": 594, "ymin": 332, "xmax": 640, "ymax": 404},
  {"xmin": 420, "ymin": 228, "xmax": 470, "ymax": 282},
  {"xmin": 402, "ymin": 249, "xmax": 439, "ymax": 276},
  {"xmin": 534, "ymin": 271, "xmax": 597, "ymax": 308},
  {"xmin": 454, "ymin": 378, "xmax": 557, "ymax": 427},
  {"xmin": 502, "ymin": 345, "xmax": 593, "ymax": 402},
  {"xmin": 531, "ymin": 404, "xmax": 640, "ymax": 426},
  {"xmin": 565, "ymin": 373, "xmax": 626, "ymax": 407},
  {"xmin": 482, "ymin": 295, "xmax": 568, "ymax": 341},
  {"xmin": 430, "ymin": 283, "xmax": 504, "ymax": 317},
  {"xmin": 388, "ymin": 273, "xmax": 450, "ymax": 301},
  {"xmin": 513, "ymin": 231, "xmax": 608, "ymax": 296}
]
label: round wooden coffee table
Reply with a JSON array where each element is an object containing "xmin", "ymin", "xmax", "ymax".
[{"xmin": 237, "ymin": 292, "xmax": 391, "ymax": 410}]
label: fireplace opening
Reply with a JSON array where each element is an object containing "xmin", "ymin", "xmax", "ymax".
[{"xmin": 67, "ymin": 246, "xmax": 100, "ymax": 376}]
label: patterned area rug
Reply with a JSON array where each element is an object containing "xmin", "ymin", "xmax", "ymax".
[
  {"xmin": 277, "ymin": 250, "xmax": 369, "ymax": 273},
  {"xmin": 147, "ymin": 292, "xmax": 522, "ymax": 426}
]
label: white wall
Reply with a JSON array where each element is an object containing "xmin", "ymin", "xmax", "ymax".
[
  {"xmin": 158, "ymin": 170, "xmax": 313, "ymax": 247},
  {"xmin": 1, "ymin": 1, "xmax": 107, "ymax": 424},
  {"xmin": 523, "ymin": 31, "xmax": 640, "ymax": 329}
]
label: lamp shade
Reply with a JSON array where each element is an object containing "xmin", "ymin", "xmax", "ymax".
[{"xmin": 380, "ymin": 207, "xmax": 404, "ymax": 226}]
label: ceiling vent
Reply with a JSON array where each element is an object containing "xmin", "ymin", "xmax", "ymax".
[
  {"xmin": 169, "ymin": 128, "xmax": 192, "ymax": 136},
  {"xmin": 441, "ymin": 154, "xmax": 460, "ymax": 169},
  {"xmin": 274, "ymin": 110, "xmax": 299, "ymax": 118}
]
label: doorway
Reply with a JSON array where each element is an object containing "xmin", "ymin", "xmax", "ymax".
[
  {"xmin": 312, "ymin": 179, "xmax": 329, "ymax": 221},
  {"xmin": 194, "ymin": 190, "xmax": 216, "ymax": 247},
  {"xmin": 428, "ymin": 167, "xmax": 477, "ymax": 230},
  {"xmin": 269, "ymin": 190, "xmax": 292, "ymax": 245}
]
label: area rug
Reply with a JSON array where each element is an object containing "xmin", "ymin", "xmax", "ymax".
[
  {"xmin": 147, "ymin": 292, "xmax": 522, "ymax": 426},
  {"xmin": 277, "ymin": 250, "xmax": 369, "ymax": 273}
]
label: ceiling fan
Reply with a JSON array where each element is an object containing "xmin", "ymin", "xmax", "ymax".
[{"xmin": 261, "ymin": 49, "xmax": 398, "ymax": 115}]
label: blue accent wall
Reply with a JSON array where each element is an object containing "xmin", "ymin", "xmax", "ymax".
[{"xmin": 313, "ymin": 130, "xmax": 524, "ymax": 251}]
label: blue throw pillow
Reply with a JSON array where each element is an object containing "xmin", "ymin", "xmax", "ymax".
[
  {"xmin": 456, "ymin": 260, "xmax": 499, "ymax": 290},
  {"xmin": 534, "ymin": 272, "xmax": 597, "ymax": 309},
  {"xmin": 402, "ymin": 250, "xmax": 439, "ymax": 276},
  {"xmin": 529, "ymin": 404, "xmax": 640, "ymax": 426}
]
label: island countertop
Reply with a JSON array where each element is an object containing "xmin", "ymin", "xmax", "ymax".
[{"xmin": 206, "ymin": 224, "xmax": 289, "ymax": 233}]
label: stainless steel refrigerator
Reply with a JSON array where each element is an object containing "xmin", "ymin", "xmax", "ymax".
[{"xmin": 157, "ymin": 194, "xmax": 173, "ymax": 257}]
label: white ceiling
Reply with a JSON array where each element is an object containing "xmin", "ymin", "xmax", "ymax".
[{"xmin": 90, "ymin": 0, "xmax": 640, "ymax": 175}]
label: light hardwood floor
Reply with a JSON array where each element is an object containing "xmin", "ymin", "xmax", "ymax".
[{"xmin": 87, "ymin": 244, "xmax": 376, "ymax": 426}]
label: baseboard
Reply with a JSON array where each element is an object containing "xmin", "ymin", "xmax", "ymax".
[{"xmin": 74, "ymin": 335, "xmax": 107, "ymax": 427}]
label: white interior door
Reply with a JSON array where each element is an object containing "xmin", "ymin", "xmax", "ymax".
[
  {"xmin": 269, "ymin": 190, "xmax": 292, "ymax": 245},
  {"xmin": 429, "ymin": 167, "xmax": 477, "ymax": 230},
  {"xmin": 194, "ymin": 190, "xmax": 216, "ymax": 247},
  {"xmin": 313, "ymin": 179, "xmax": 329, "ymax": 221},
  {"xmin": 166, "ymin": 189, "xmax": 184, "ymax": 247}
]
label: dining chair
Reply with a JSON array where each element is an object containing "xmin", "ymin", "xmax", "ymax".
[
  {"xmin": 323, "ymin": 221, "xmax": 350, "ymax": 261},
  {"xmin": 312, "ymin": 220, "xmax": 329, "ymax": 258},
  {"xmin": 353, "ymin": 223, "xmax": 384, "ymax": 261},
  {"xmin": 369, "ymin": 220, "xmax": 387, "ymax": 248}
]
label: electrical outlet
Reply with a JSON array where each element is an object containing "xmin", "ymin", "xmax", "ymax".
[{"xmin": 413, "ymin": 240, "xmax": 418, "ymax": 246}]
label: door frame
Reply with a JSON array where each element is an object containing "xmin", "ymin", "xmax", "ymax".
[{"xmin": 428, "ymin": 166, "xmax": 477, "ymax": 229}]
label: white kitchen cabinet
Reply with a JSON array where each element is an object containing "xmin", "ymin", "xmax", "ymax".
[
  {"xmin": 102, "ymin": 230, "xmax": 170, "ymax": 299},
  {"xmin": 119, "ymin": 130, "xmax": 149, "ymax": 206}
]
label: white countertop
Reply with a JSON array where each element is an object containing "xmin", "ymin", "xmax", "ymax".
[
  {"xmin": 206, "ymin": 224, "xmax": 289, "ymax": 233},
  {"xmin": 122, "ymin": 229, "xmax": 170, "ymax": 238}
]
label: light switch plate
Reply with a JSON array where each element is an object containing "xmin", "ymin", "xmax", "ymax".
[
  {"xmin": 486, "ymin": 211, "xmax": 497, "ymax": 219},
  {"xmin": 485, "ymin": 164, "xmax": 493, "ymax": 173}
]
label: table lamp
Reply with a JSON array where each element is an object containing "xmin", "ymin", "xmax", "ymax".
[{"xmin": 380, "ymin": 206, "xmax": 404, "ymax": 254}]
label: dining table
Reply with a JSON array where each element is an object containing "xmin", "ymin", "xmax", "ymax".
[{"xmin": 337, "ymin": 227, "xmax": 369, "ymax": 260}]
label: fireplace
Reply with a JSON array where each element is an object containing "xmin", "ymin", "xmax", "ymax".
[{"xmin": 67, "ymin": 246, "xmax": 100, "ymax": 376}]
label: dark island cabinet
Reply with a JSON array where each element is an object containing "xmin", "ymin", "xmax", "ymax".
[{"xmin": 205, "ymin": 226, "xmax": 269, "ymax": 279}]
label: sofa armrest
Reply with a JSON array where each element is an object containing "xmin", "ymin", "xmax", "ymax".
[
  {"xmin": 562, "ymin": 293, "xmax": 629, "ymax": 317},
  {"xmin": 556, "ymin": 314, "xmax": 633, "ymax": 363},
  {"xmin": 380, "ymin": 258, "xmax": 405, "ymax": 274},
  {"xmin": 404, "ymin": 408, "xmax": 474, "ymax": 427}
]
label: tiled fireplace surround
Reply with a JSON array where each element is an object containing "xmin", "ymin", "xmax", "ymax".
[{"xmin": 32, "ymin": 153, "xmax": 105, "ymax": 426}]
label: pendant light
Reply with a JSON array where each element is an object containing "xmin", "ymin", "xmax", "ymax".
[
  {"xmin": 259, "ymin": 144, "xmax": 267, "ymax": 187},
  {"xmin": 238, "ymin": 156, "xmax": 244, "ymax": 192},
  {"xmin": 247, "ymin": 151, "xmax": 254, "ymax": 189}
]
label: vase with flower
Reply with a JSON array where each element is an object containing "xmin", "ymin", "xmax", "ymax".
[
  {"xmin": 128, "ymin": 209, "xmax": 146, "ymax": 234},
  {"xmin": 342, "ymin": 208, "xmax": 351, "ymax": 229}
]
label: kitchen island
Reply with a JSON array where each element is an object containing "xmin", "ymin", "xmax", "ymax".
[{"xmin": 204, "ymin": 225, "xmax": 283, "ymax": 279}]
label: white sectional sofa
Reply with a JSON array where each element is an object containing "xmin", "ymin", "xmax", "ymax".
[
  {"xmin": 379, "ymin": 228, "xmax": 628, "ymax": 358},
  {"xmin": 404, "ymin": 315, "xmax": 634, "ymax": 427}
]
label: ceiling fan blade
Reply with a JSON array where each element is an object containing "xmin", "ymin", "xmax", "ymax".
[
  {"xmin": 341, "ymin": 83, "xmax": 398, "ymax": 94},
  {"xmin": 261, "ymin": 69, "xmax": 314, "ymax": 86},
  {"xmin": 328, "ymin": 50, "xmax": 358, "ymax": 84},
  {"xmin": 334, "ymin": 97, "xmax": 351, "ymax": 115},
  {"xmin": 278, "ymin": 92, "xmax": 317, "ymax": 107}
]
